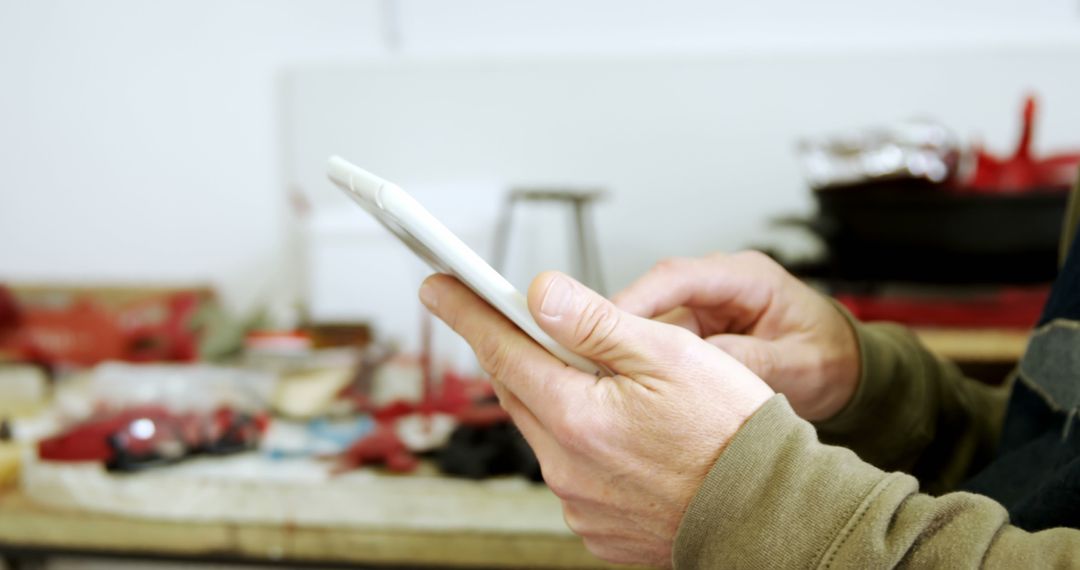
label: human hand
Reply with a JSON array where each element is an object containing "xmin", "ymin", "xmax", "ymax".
[
  {"xmin": 612, "ymin": 251, "xmax": 859, "ymax": 422},
  {"xmin": 419, "ymin": 271, "xmax": 773, "ymax": 567}
]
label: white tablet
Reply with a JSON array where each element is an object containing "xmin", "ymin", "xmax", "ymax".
[{"xmin": 326, "ymin": 156, "xmax": 603, "ymax": 375}]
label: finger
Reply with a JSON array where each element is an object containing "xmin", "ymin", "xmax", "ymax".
[
  {"xmin": 488, "ymin": 377, "xmax": 560, "ymax": 459},
  {"xmin": 704, "ymin": 334, "xmax": 779, "ymax": 383},
  {"xmin": 653, "ymin": 306, "xmax": 702, "ymax": 335},
  {"xmin": 419, "ymin": 274, "xmax": 592, "ymax": 428},
  {"xmin": 527, "ymin": 271, "xmax": 700, "ymax": 376},
  {"xmin": 611, "ymin": 252, "xmax": 775, "ymax": 333}
]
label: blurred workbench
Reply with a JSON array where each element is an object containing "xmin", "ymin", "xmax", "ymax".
[
  {"xmin": 0, "ymin": 327, "xmax": 1026, "ymax": 569},
  {"xmin": 914, "ymin": 327, "xmax": 1028, "ymax": 363},
  {"xmin": 0, "ymin": 486, "xmax": 616, "ymax": 569},
  {"xmin": 913, "ymin": 327, "xmax": 1028, "ymax": 383}
]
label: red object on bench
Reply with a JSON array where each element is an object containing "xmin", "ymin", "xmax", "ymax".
[
  {"xmin": 834, "ymin": 287, "xmax": 1050, "ymax": 329},
  {"xmin": 966, "ymin": 95, "xmax": 1080, "ymax": 194}
]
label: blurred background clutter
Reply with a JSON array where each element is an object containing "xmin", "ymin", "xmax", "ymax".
[{"xmin": 1, "ymin": 1, "xmax": 1079, "ymax": 568}]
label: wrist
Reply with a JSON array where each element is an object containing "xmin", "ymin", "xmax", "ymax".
[
  {"xmin": 815, "ymin": 337, "xmax": 861, "ymax": 421},
  {"xmin": 803, "ymin": 302, "xmax": 862, "ymax": 422}
]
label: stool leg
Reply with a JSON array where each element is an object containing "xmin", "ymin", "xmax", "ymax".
[
  {"xmin": 571, "ymin": 199, "xmax": 588, "ymax": 289},
  {"xmin": 582, "ymin": 201, "xmax": 606, "ymax": 295},
  {"xmin": 491, "ymin": 194, "xmax": 517, "ymax": 274},
  {"xmin": 572, "ymin": 199, "xmax": 605, "ymax": 295}
]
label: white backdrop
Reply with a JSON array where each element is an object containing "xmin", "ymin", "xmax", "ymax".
[
  {"xmin": 287, "ymin": 49, "xmax": 1080, "ymax": 345},
  {"xmin": 0, "ymin": 0, "xmax": 385, "ymax": 311},
  {"xmin": 2, "ymin": 0, "xmax": 1079, "ymax": 320}
]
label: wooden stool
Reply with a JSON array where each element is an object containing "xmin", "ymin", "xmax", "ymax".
[{"xmin": 490, "ymin": 188, "xmax": 608, "ymax": 295}]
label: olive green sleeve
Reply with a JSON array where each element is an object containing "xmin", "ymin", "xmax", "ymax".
[
  {"xmin": 813, "ymin": 314, "xmax": 1010, "ymax": 494},
  {"xmin": 673, "ymin": 396, "xmax": 1080, "ymax": 569}
]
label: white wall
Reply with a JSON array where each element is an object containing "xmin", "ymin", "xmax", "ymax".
[
  {"xmin": 287, "ymin": 50, "xmax": 1080, "ymax": 321},
  {"xmin": 0, "ymin": 0, "xmax": 385, "ymax": 309},
  {"xmin": 394, "ymin": 0, "xmax": 1080, "ymax": 55},
  {"xmin": 2, "ymin": 0, "xmax": 1079, "ymax": 317}
]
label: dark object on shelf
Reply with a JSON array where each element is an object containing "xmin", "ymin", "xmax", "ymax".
[
  {"xmin": 785, "ymin": 95, "xmax": 1078, "ymax": 285},
  {"xmin": 437, "ymin": 421, "xmax": 542, "ymax": 482},
  {"xmin": 308, "ymin": 322, "xmax": 371, "ymax": 349},
  {"xmin": 785, "ymin": 180, "xmax": 1068, "ymax": 284},
  {"xmin": 0, "ymin": 287, "xmax": 18, "ymax": 331}
]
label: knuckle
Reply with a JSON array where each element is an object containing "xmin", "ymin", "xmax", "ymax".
[
  {"xmin": 653, "ymin": 256, "xmax": 686, "ymax": 276},
  {"xmin": 757, "ymin": 345, "xmax": 779, "ymax": 380},
  {"xmin": 573, "ymin": 302, "xmax": 622, "ymax": 358},
  {"xmin": 581, "ymin": 536, "xmax": 603, "ymax": 556},
  {"xmin": 561, "ymin": 502, "xmax": 587, "ymax": 536},
  {"xmin": 668, "ymin": 326, "xmax": 704, "ymax": 359},
  {"xmin": 546, "ymin": 479, "xmax": 575, "ymax": 502},
  {"xmin": 744, "ymin": 344, "xmax": 776, "ymax": 380},
  {"xmin": 736, "ymin": 249, "xmax": 779, "ymax": 270},
  {"xmin": 582, "ymin": 537, "xmax": 631, "ymax": 565},
  {"xmin": 549, "ymin": 411, "xmax": 592, "ymax": 454},
  {"xmin": 543, "ymin": 466, "xmax": 584, "ymax": 502},
  {"xmin": 475, "ymin": 335, "xmax": 512, "ymax": 378},
  {"xmin": 734, "ymin": 249, "xmax": 787, "ymax": 291},
  {"xmin": 440, "ymin": 302, "xmax": 463, "ymax": 333}
]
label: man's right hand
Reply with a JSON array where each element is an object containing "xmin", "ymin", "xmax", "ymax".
[{"xmin": 612, "ymin": 251, "xmax": 860, "ymax": 422}]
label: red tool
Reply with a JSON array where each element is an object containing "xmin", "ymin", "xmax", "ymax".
[
  {"xmin": 835, "ymin": 287, "xmax": 1050, "ymax": 329},
  {"xmin": 329, "ymin": 423, "xmax": 419, "ymax": 474},
  {"xmin": 329, "ymin": 368, "xmax": 499, "ymax": 475},
  {"xmin": 966, "ymin": 95, "xmax": 1080, "ymax": 193},
  {"xmin": 0, "ymin": 289, "xmax": 204, "ymax": 367},
  {"xmin": 38, "ymin": 405, "xmax": 267, "ymax": 471}
]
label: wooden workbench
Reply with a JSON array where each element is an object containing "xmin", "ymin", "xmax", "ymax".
[
  {"xmin": 0, "ymin": 328, "xmax": 1028, "ymax": 568},
  {"xmin": 913, "ymin": 327, "xmax": 1028, "ymax": 364},
  {"xmin": 0, "ymin": 487, "xmax": 617, "ymax": 569},
  {"xmin": 912, "ymin": 327, "xmax": 1028, "ymax": 383}
]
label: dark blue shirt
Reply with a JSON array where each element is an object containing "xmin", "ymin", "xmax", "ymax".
[{"xmin": 963, "ymin": 228, "xmax": 1080, "ymax": 531}]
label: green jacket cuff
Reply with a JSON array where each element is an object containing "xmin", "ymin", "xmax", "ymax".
[
  {"xmin": 673, "ymin": 395, "xmax": 896, "ymax": 569},
  {"xmin": 812, "ymin": 309, "xmax": 942, "ymax": 472},
  {"xmin": 813, "ymin": 308, "xmax": 899, "ymax": 435}
]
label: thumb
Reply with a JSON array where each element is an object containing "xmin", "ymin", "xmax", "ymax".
[
  {"xmin": 704, "ymin": 334, "xmax": 779, "ymax": 383},
  {"xmin": 528, "ymin": 271, "xmax": 692, "ymax": 372}
]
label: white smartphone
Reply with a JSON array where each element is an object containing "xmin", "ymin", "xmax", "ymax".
[{"xmin": 326, "ymin": 156, "xmax": 603, "ymax": 375}]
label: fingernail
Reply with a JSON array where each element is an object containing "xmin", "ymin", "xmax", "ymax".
[
  {"xmin": 419, "ymin": 281, "xmax": 437, "ymax": 309},
  {"xmin": 540, "ymin": 275, "xmax": 573, "ymax": 318}
]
